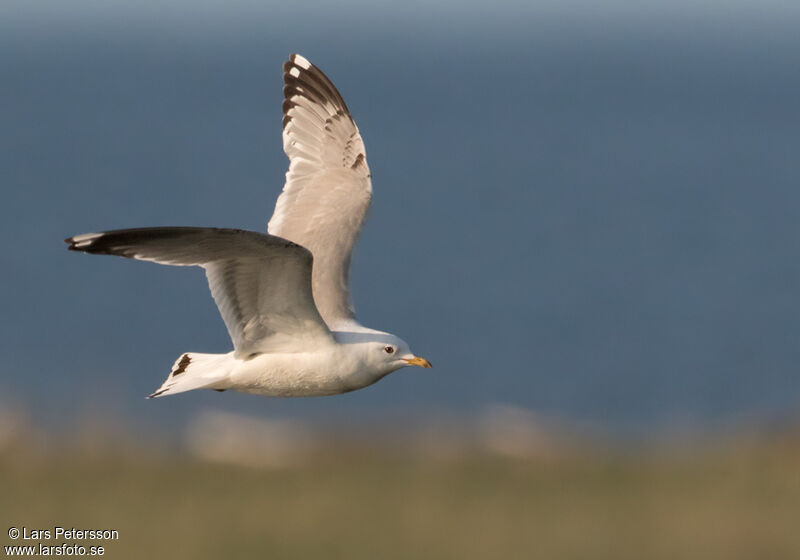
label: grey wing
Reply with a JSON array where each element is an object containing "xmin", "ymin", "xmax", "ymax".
[
  {"xmin": 268, "ymin": 54, "xmax": 372, "ymax": 328},
  {"xmin": 66, "ymin": 227, "xmax": 334, "ymax": 357}
]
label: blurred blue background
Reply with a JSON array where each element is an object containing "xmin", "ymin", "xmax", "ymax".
[{"xmin": 2, "ymin": 0, "xmax": 800, "ymax": 439}]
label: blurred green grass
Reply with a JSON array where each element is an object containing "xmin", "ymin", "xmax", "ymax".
[{"xmin": 3, "ymin": 438, "xmax": 800, "ymax": 559}]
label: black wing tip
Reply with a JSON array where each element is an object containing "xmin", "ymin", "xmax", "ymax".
[
  {"xmin": 282, "ymin": 53, "xmax": 351, "ymax": 116},
  {"xmin": 288, "ymin": 53, "xmax": 307, "ymax": 65},
  {"xmin": 64, "ymin": 230, "xmax": 144, "ymax": 258},
  {"xmin": 64, "ymin": 231, "xmax": 139, "ymax": 258},
  {"xmin": 65, "ymin": 233, "xmax": 104, "ymax": 253},
  {"xmin": 283, "ymin": 53, "xmax": 310, "ymax": 77},
  {"xmin": 64, "ymin": 227, "xmax": 209, "ymax": 255}
]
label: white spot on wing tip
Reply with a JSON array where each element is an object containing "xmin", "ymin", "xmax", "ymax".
[
  {"xmin": 72, "ymin": 232, "xmax": 101, "ymax": 241},
  {"xmin": 289, "ymin": 67, "xmax": 300, "ymax": 78},
  {"xmin": 71, "ymin": 232, "xmax": 102, "ymax": 247},
  {"xmin": 293, "ymin": 54, "xmax": 311, "ymax": 69}
]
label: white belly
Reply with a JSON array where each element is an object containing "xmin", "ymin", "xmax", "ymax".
[{"xmin": 227, "ymin": 349, "xmax": 379, "ymax": 397}]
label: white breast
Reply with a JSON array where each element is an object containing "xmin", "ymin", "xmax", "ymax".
[{"xmin": 227, "ymin": 345, "xmax": 379, "ymax": 397}]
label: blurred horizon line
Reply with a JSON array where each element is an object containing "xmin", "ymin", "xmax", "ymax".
[{"xmin": 3, "ymin": 400, "xmax": 800, "ymax": 454}]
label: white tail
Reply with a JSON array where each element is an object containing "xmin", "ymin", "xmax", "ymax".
[{"xmin": 147, "ymin": 352, "xmax": 235, "ymax": 398}]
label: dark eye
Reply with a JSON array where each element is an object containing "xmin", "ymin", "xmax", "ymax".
[{"xmin": 384, "ymin": 346, "xmax": 395, "ymax": 354}]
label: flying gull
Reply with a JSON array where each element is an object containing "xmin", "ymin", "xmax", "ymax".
[{"xmin": 66, "ymin": 54, "xmax": 431, "ymax": 399}]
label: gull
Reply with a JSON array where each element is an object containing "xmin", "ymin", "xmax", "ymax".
[{"xmin": 66, "ymin": 54, "xmax": 431, "ymax": 399}]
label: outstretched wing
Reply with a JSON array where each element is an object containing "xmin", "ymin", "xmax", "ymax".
[
  {"xmin": 66, "ymin": 227, "xmax": 334, "ymax": 357},
  {"xmin": 268, "ymin": 54, "xmax": 372, "ymax": 328}
]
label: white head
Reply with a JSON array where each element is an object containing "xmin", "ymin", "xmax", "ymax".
[
  {"xmin": 337, "ymin": 331, "xmax": 432, "ymax": 378},
  {"xmin": 369, "ymin": 335, "xmax": 432, "ymax": 376}
]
